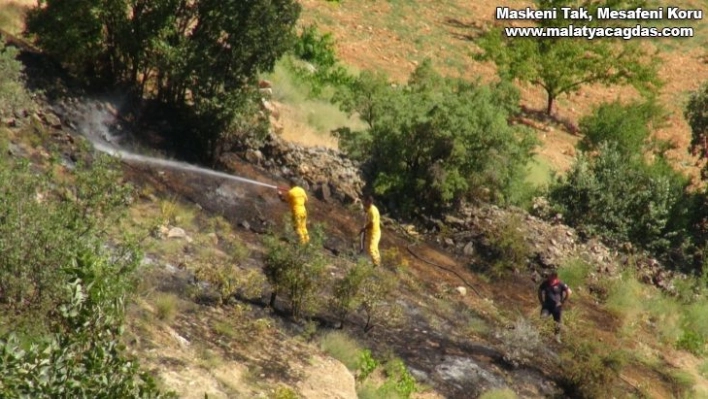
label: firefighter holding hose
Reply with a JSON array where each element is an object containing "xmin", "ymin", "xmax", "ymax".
[{"xmin": 277, "ymin": 178, "xmax": 310, "ymax": 244}]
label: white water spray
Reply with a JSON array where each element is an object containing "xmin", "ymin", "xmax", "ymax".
[
  {"xmin": 72, "ymin": 100, "xmax": 279, "ymax": 190},
  {"xmin": 93, "ymin": 142, "xmax": 278, "ymax": 189}
]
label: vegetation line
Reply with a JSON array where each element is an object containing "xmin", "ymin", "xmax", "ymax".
[{"xmin": 406, "ymin": 244, "xmax": 483, "ymax": 299}]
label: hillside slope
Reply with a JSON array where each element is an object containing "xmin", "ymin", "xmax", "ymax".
[{"xmin": 4, "ymin": 0, "xmax": 708, "ymax": 398}]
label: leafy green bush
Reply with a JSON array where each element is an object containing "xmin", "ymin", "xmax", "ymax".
[
  {"xmin": 483, "ymin": 213, "xmax": 533, "ymax": 276},
  {"xmin": 380, "ymin": 359, "xmax": 418, "ymax": 399},
  {"xmin": 549, "ymin": 141, "xmax": 690, "ymax": 261},
  {"xmin": 333, "ymin": 60, "xmax": 536, "ymax": 218},
  {"xmin": 0, "ymin": 153, "xmax": 134, "ymax": 334},
  {"xmin": 578, "ymin": 98, "xmax": 664, "ymax": 155},
  {"xmin": 263, "ymin": 226, "xmax": 327, "ymax": 319},
  {"xmin": 358, "ymin": 349, "xmax": 379, "ymax": 381},
  {"xmin": 0, "ymin": 252, "xmax": 174, "ymax": 398}
]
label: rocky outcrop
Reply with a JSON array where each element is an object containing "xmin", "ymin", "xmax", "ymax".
[
  {"xmin": 442, "ymin": 203, "xmax": 679, "ymax": 295},
  {"xmin": 225, "ymin": 130, "xmax": 365, "ymax": 205}
]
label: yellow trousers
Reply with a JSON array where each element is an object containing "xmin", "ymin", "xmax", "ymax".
[
  {"xmin": 292, "ymin": 212, "xmax": 309, "ymax": 244},
  {"xmin": 367, "ymin": 230, "xmax": 381, "ymax": 266}
]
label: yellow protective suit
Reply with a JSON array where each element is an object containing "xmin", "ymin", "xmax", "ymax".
[
  {"xmin": 365, "ymin": 204, "xmax": 381, "ymax": 266},
  {"xmin": 286, "ymin": 186, "xmax": 309, "ymax": 244}
]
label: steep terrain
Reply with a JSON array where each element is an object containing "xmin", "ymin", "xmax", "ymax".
[{"xmin": 5, "ymin": 0, "xmax": 708, "ymax": 398}]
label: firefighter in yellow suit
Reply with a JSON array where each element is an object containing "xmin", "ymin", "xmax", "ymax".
[
  {"xmin": 360, "ymin": 195, "xmax": 381, "ymax": 267},
  {"xmin": 278, "ymin": 179, "xmax": 310, "ymax": 244}
]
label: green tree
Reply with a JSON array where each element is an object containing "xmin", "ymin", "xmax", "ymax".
[
  {"xmin": 334, "ymin": 61, "xmax": 536, "ymax": 218},
  {"xmin": 685, "ymin": 81, "xmax": 708, "ymax": 172},
  {"xmin": 27, "ymin": 0, "xmax": 301, "ymax": 161},
  {"xmin": 474, "ymin": 0, "xmax": 661, "ymax": 115}
]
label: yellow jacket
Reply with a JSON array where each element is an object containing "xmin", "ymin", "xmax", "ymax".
[
  {"xmin": 287, "ymin": 186, "xmax": 308, "ymax": 215},
  {"xmin": 366, "ymin": 204, "xmax": 380, "ymax": 234}
]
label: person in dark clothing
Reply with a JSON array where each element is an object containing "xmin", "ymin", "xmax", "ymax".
[{"xmin": 538, "ymin": 270, "xmax": 572, "ymax": 342}]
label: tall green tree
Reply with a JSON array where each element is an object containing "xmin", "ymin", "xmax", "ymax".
[
  {"xmin": 334, "ymin": 61, "xmax": 536, "ymax": 218},
  {"xmin": 474, "ymin": 0, "xmax": 661, "ymax": 115},
  {"xmin": 686, "ymin": 81, "xmax": 708, "ymax": 170}
]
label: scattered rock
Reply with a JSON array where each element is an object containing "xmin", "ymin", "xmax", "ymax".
[
  {"xmin": 296, "ymin": 355, "xmax": 357, "ymax": 399},
  {"xmin": 315, "ymin": 182, "xmax": 332, "ymax": 202},
  {"xmin": 240, "ymin": 221, "xmax": 251, "ymax": 230},
  {"xmin": 43, "ymin": 112, "xmax": 62, "ymax": 129},
  {"xmin": 245, "ymin": 149, "xmax": 263, "ymax": 164},
  {"xmin": 167, "ymin": 227, "xmax": 188, "ymax": 239},
  {"xmin": 463, "ymin": 242, "xmax": 475, "ymax": 256},
  {"xmin": 206, "ymin": 233, "xmax": 219, "ymax": 245},
  {"xmin": 455, "ymin": 286, "xmax": 467, "ymax": 296}
]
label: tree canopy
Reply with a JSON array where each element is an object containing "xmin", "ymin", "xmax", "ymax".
[
  {"xmin": 333, "ymin": 60, "xmax": 537, "ymax": 218},
  {"xmin": 27, "ymin": 0, "xmax": 301, "ymax": 161}
]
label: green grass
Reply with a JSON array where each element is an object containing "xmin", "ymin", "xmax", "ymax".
[
  {"xmin": 0, "ymin": 2, "xmax": 27, "ymax": 36},
  {"xmin": 154, "ymin": 292, "xmax": 179, "ymax": 323},
  {"xmin": 699, "ymin": 359, "xmax": 708, "ymax": 378},
  {"xmin": 479, "ymin": 388, "xmax": 519, "ymax": 399},
  {"xmin": 558, "ymin": 257, "xmax": 592, "ymax": 291},
  {"xmin": 262, "ymin": 57, "xmax": 366, "ymax": 137},
  {"xmin": 319, "ymin": 331, "xmax": 364, "ymax": 371}
]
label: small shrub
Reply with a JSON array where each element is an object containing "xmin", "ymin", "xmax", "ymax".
[
  {"xmin": 359, "ymin": 268, "xmax": 397, "ymax": 332},
  {"xmin": 381, "ymin": 247, "xmax": 410, "ymax": 269},
  {"xmin": 329, "ymin": 260, "xmax": 373, "ymax": 327},
  {"xmin": 263, "ymin": 226, "xmax": 328, "ymax": 319},
  {"xmin": 484, "ymin": 213, "xmax": 532, "ymax": 276},
  {"xmin": 380, "ymin": 359, "xmax": 418, "ymax": 399},
  {"xmin": 193, "ymin": 259, "xmax": 242, "ymax": 305},
  {"xmin": 676, "ymin": 329, "xmax": 705, "ymax": 355},
  {"xmin": 578, "ymin": 98, "xmax": 664, "ymax": 155},
  {"xmin": 358, "ymin": 349, "xmax": 379, "ymax": 381}
]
